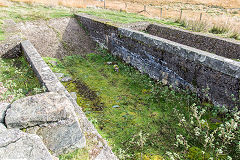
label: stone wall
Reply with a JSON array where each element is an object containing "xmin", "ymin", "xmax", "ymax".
[
  {"xmin": 75, "ymin": 13, "xmax": 240, "ymax": 109},
  {"xmin": 146, "ymin": 24, "xmax": 240, "ymax": 60}
]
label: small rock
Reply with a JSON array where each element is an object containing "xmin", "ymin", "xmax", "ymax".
[
  {"xmin": 0, "ymin": 103, "xmax": 10, "ymax": 123},
  {"xmin": 5, "ymin": 92, "xmax": 76, "ymax": 129},
  {"xmin": 106, "ymin": 62, "xmax": 112, "ymax": 65},
  {"xmin": 61, "ymin": 76, "xmax": 72, "ymax": 82},
  {"xmin": 5, "ymin": 92, "xmax": 86, "ymax": 156},
  {"xmin": 0, "ymin": 129, "xmax": 53, "ymax": 160},
  {"xmin": 112, "ymin": 105, "xmax": 120, "ymax": 108},
  {"xmin": 49, "ymin": 60, "xmax": 58, "ymax": 66},
  {"xmin": 54, "ymin": 73, "xmax": 64, "ymax": 79},
  {"xmin": 70, "ymin": 92, "xmax": 77, "ymax": 100},
  {"xmin": 37, "ymin": 120, "xmax": 86, "ymax": 156}
]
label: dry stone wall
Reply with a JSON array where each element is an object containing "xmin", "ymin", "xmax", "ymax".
[{"xmin": 75, "ymin": 13, "xmax": 240, "ymax": 109}]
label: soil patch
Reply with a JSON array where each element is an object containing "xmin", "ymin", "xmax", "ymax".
[{"xmin": 1, "ymin": 17, "xmax": 96, "ymax": 58}]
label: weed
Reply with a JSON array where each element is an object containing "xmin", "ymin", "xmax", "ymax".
[
  {"xmin": 231, "ymin": 11, "xmax": 238, "ymax": 14},
  {"xmin": 59, "ymin": 148, "xmax": 89, "ymax": 160},
  {"xmin": 174, "ymin": 18, "xmax": 208, "ymax": 32},
  {"xmin": 209, "ymin": 25, "xmax": 229, "ymax": 34},
  {"xmin": 229, "ymin": 32, "xmax": 240, "ymax": 40},
  {"xmin": 175, "ymin": 18, "xmax": 187, "ymax": 28}
]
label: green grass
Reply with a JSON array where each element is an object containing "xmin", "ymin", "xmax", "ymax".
[
  {"xmin": 44, "ymin": 48, "xmax": 228, "ymax": 160},
  {"xmin": 0, "ymin": 56, "xmax": 43, "ymax": 103},
  {"xmin": 77, "ymin": 8, "xmax": 183, "ymax": 27},
  {"xmin": 0, "ymin": 29, "xmax": 4, "ymax": 41},
  {"xmin": 59, "ymin": 148, "xmax": 89, "ymax": 160},
  {"xmin": 209, "ymin": 25, "xmax": 229, "ymax": 34}
]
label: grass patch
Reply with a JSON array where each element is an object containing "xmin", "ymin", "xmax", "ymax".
[
  {"xmin": 174, "ymin": 18, "xmax": 208, "ymax": 32},
  {"xmin": 59, "ymin": 148, "xmax": 89, "ymax": 160},
  {"xmin": 209, "ymin": 25, "xmax": 229, "ymax": 34},
  {"xmin": 77, "ymin": 8, "xmax": 183, "ymax": 27},
  {"xmin": 43, "ymin": 48, "xmax": 238, "ymax": 160},
  {"xmin": 229, "ymin": 32, "xmax": 240, "ymax": 40},
  {"xmin": 0, "ymin": 56, "xmax": 44, "ymax": 103},
  {"xmin": 0, "ymin": 20, "xmax": 4, "ymax": 41},
  {"xmin": 0, "ymin": 28, "xmax": 4, "ymax": 41}
]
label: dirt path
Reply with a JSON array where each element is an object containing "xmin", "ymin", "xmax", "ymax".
[{"xmin": 0, "ymin": 17, "xmax": 96, "ymax": 58}]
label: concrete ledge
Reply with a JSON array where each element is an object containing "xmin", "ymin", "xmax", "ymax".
[{"xmin": 21, "ymin": 40, "xmax": 118, "ymax": 160}]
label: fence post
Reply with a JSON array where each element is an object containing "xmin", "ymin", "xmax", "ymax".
[
  {"xmin": 180, "ymin": 9, "xmax": 183, "ymax": 20},
  {"xmin": 160, "ymin": 8, "xmax": 162, "ymax": 18},
  {"xmin": 104, "ymin": 0, "xmax": 106, "ymax": 9},
  {"xmin": 200, "ymin": 13, "xmax": 202, "ymax": 21},
  {"xmin": 125, "ymin": 2, "xmax": 127, "ymax": 11},
  {"xmin": 138, "ymin": 5, "xmax": 149, "ymax": 14}
]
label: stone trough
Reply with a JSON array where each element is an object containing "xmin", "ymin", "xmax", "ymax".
[{"xmin": 75, "ymin": 13, "xmax": 240, "ymax": 109}]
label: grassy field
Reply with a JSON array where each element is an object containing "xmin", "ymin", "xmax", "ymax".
[
  {"xmin": 3, "ymin": 0, "xmax": 239, "ymax": 40},
  {"xmin": 0, "ymin": 1, "xmax": 239, "ymax": 41},
  {"xmin": 44, "ymin": 49, "xmax": 239, "ymax": 160}
]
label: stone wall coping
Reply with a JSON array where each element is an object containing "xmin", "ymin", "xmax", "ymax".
[{"xmin": 149, "ymin": 23, "xmax": 240, "ymax": 45}]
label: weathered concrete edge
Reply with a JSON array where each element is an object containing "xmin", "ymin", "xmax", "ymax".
[
  {"xmin": 118, "ymin": 28, "xmax": 240, "ymax": 79},
  {"xmin": 21, "ymin": 40, "xmax": 118, "ymax": 160},
  {"xmin": 149, "ymin": 23, "xmax": 240, "ymax": 46},
  {"xmin": 75, "ymin": 13, "xmax": 240, "ymax": 79}
]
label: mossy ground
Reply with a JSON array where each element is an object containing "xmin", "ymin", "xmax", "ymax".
[
  {"xmin": 43, "ymin": 48, "xmax": 224, "ymax": 160},
  {"xmin": 0, "ymin": 56, "xmax": 43, "ymax": 102}
]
